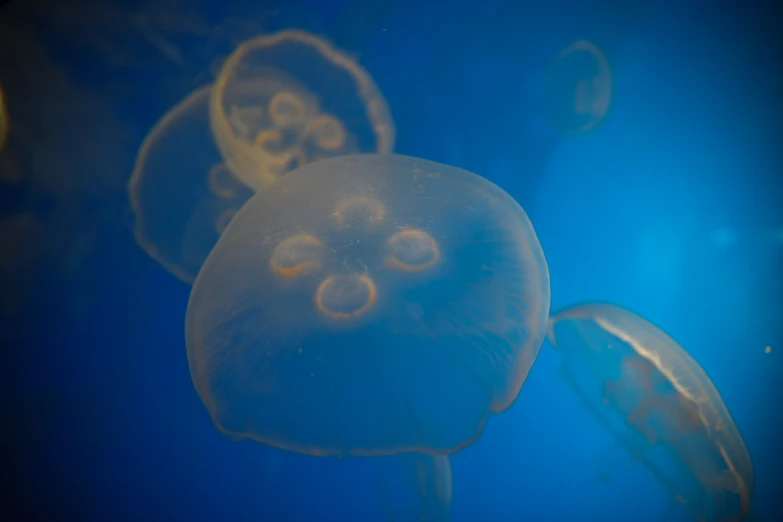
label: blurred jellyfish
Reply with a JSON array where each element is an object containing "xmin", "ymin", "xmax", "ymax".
[
  {"xmin": 548, "ymin": 302, "xmax": 753, "ymax": 522},
  {"xmin": 541, "ymin": 40, "xmax": 612, "ymax": 134},
  {"xmin": 209, "ymin": 29, "xmax": 395, "ymax": 191},
  {"xmin": 186, "ymin": 153, "xmax": 550, "ymax": 456},
  {"xmin": 377, "ymin": 453, "xmax": 452, "ymax": 522},
  {"xmin": 128, "ymin": 84, "xmax": 253, "ymax": 284}
]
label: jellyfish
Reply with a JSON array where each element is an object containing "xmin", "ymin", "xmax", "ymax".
[
  {"xmin": 185, "ymin": 153, "xmax": 550, "ymax": 457},
  {"xmin": 547, "ymin": 303, "xmax": 753, "ymax": 522},
  {"xmin": 209, "ymin": 29, "xmax": 395, "ymax": 191},
  {"xmin": 377, "ymin": 453, "xmax": 453, "ymax": 522},
  {"xmin": 541, "ymin": 40, "xmax": 612, "ymax": 134},
  {"xmin": 128, "ymin": 84, "xmax": 253, "ymax": 284}
]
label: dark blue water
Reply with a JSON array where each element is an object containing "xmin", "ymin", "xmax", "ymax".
[{"xmin": 2, "ymin": 1, "xmax": 781, "ymax": 521}]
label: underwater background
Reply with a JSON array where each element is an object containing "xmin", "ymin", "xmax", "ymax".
[{"xmin": 1, "ymin": 0, "xmax": 781, "ymax": 521}]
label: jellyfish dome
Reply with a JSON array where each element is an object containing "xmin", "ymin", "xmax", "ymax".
[
  {"xmin": 128, "ymin": 85, "xmax": 253, "ymax": 283},
  {"xmin": 541, "ymin": 40, "xmax": 612, "ymax": 135},
  {"xmin": 547, "ymin": 303, "xmax": 753, "ymax": 522},
  {"xmin": 185, "ymin": 153, "xmax": 550, "ymax": 457},
  {"xmin": 210, "ymin": 29, "xmax": 395, "ymax": 191}
]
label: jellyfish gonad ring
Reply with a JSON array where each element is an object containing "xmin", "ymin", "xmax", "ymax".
[{"xmin": 315, "ymin": 273, "xmax": 378, "ymax": 320}]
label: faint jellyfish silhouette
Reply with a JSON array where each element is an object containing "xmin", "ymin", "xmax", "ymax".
[
  {"xmin": 186, "ymin": 153, "xmax": 550, "ymax": 456},
  {"xmin": 209, "ymin": 29, "xmax": 395, "ymax": 191},
  {"xmin": 377, "ymin": 453, "xmax": 453, "ymax": 522},
  {"xmin": 547, "ymin": 302, "xmax": 753, "ymax": 522},
  {"xmin": 128, "ymin": 84, "xmax": 253, "ymax": 284},
  {"xmin": 541, "ymin": 40, "xmax": 612, "ymax": 134}
]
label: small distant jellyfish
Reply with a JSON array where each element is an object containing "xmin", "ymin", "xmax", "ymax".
[
  {"xmin": 547, "ymin": 303, "xmax": 753, "ymax": 522},
  {"xmin": 377, "ymin": 453, "xmax": 453, "ymax": 522},
  {"xmin": 209, "ymin": 29, "xmax": 395, "ymax": 191},
  {"xmin": 186, "ymin": 153, "xmax": 551, "ymax": 457},
  {"xmin": 541, "ymin": 40, "xmax": 612, "ymax": 134},
  {"xmin": 128, "ymin": 84, "xmax": 253, "ymax": 284}
]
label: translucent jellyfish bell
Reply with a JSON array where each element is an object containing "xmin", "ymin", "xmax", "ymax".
[
  {"xmin": 377, "ymin": 453, "xmax": 453, "ymax": 522},
  {"xmin": 548, "ymin": 303, "xmax": 753, "ymax": 522},
  {"xmin": 186, "ymin": 153, "xmax": 550, "ymax": 456},
  {"xmin": 209, "ymin": 29, "xmax": 395, "ymax": 191},
  {"xmin": 128, "ymin": 85, "xmax": 253, "ymax": 283},
  {"xmin": 541, "ymin": 40, "xmax": 612, "ymax": 134}
]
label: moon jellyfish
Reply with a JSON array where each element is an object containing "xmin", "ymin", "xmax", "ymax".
[
  {"xmin": 541, "ymin": 40, "xmax": 612, "ymax": 134},
  {"xmin": 128, "ymin": 84, "xmax": 253, "ymax": 283},
  {"xmin": 186, "ymin": 153, "xmax": 550, "ymax": 456},
  {"xmin": 377, "ymin": 453, "xmax": 452, "ymax": 522},
  {"xmin": 210, "ymin": 29, "xmax": 395, "ymax": 191},
  {"xmin": 547, "ymin": 303, "xmax": 753, "ymax": 522}
]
